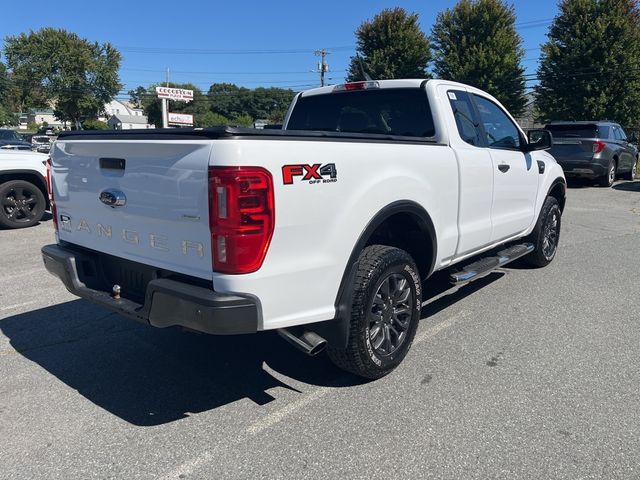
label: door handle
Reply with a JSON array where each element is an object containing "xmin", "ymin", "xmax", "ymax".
[{"xmin": 498, "ymin": 164, "xmax": 510, "ymax": 173}]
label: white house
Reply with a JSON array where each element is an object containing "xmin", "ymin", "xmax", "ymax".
[
  {"xmin": 107, "ymin": 114, "xmax": 154, "ymax": 130},
  {"xmin": 102, "ymin": 100, "xmax": 154, "ymax": 129},
  {"xmin": 26, "ymin": 109, "xmax": 64, "ymax": 128}
]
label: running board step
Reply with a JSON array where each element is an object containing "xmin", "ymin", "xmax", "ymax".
[{"xmin": 449, "ymin": 243, "xmax": 534, "ymax": 285}]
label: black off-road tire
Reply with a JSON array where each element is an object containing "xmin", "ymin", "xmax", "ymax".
[
  {"xmin": 598, "ymin": 159, "xmax": 616, "ymax": 187},
  {"xmin": 624, "ymin": 158, "xmax": 637, "ymax": 181},
  {"xmin": 327, "ymin": 245, "xmax": 422, "ymax": 379},
  {"xmin": 0, "ymin": 180, "xmax": 46, "ymax": 229},
  {"xmin": 523, "ymin": 196, "xmax": 561, "ymax": 268}
]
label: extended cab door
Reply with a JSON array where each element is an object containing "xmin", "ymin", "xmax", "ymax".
[
  {"xmin": 440, "ymin": 87, "xmax": 494, "ymax": 256},
  {"xmin": 471, "ymin": 94, "xmax": 538, "ymax": 243}
]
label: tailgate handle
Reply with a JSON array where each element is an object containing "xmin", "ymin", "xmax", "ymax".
[{"xmin": 100, "ymin": 157, "xmax": 126, "ymax": 170}]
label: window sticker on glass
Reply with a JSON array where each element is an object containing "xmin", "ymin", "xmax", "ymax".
[{"xmin": 448, "ymin": 92, "xmax": 457, "ymax": 100}]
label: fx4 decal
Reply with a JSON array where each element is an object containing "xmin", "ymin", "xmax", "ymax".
[{"xmin": 282, "ymin": 163, "xmax": 338, "ymax": 185}]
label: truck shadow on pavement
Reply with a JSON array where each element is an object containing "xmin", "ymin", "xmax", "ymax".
[
  {"xmin": 612, "ymin": 181, "xmax": 640, "ymax": 192},
  {"xmin": 0, "ymin": 272, "xmax": 502, "ymax": 427}
]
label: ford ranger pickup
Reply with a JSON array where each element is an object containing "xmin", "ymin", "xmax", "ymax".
[{"xmin": 41, "ymin": 79, "xmax": 566, "ymax": 379}]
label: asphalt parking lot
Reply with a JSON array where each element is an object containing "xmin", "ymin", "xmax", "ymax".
[{"xmin": 1, "ymin": 180, "xmax": 639, "ymax": 480}]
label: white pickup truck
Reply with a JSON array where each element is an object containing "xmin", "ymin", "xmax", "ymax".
[{"xmin": 42, "ymin": 79, "xmax": 566, "ymax": 379}]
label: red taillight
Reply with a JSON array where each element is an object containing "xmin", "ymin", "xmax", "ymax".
[
  {"xmin": 208, "ymin": 166, "xmax": 274, "ymax": 274},
  {"xmin": 593, "ymin": 141, "xmax": 606, "ymax": 154},
  {"xmin": 46, "ymin": 158, "xmax": 58, "ymax": 232}
]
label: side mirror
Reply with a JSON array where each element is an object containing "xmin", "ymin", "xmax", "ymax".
[
  {"xmin": 524, "ymin": 129, "xmax": 553, "ymax": 152},
  {"xmin": 628, "ymin": 132, "xmax": 638, "ymax": 144}
]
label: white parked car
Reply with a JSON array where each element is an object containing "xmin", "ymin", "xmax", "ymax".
[
  {"xmin": 0, "ymin": 149, "xmax": 49, "ymax": 228},
  {"xmin": 42, "ymin": 79, "xmax": 566, "ymax": 378}
]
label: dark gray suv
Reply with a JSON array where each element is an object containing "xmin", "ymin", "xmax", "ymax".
[{"xmin": 545, "ymin": 121, "xmax": 638, "ymax": 187}]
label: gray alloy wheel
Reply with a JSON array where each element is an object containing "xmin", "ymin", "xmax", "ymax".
[
  {"xmin": 626, "ymin": 159, "xmax": 637, "ymax": 181},
  {"xmin": 368, "ymin": 273, "xmax": 414, "ymax": 357},
  {"xmin": 327, "ymin": 245, "xmax": 422, "ymax": 379},
  {"xmin": 541, "ymin": 206, "xmax": 560, "ymax": 261},
  {"xmin": 599, "ymin": 160, "xmax": 616, "ymax": 187}
]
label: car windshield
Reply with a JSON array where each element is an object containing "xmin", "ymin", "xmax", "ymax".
[
  {"xmin": 0, "ymin": 130, "xmax": 22, "ymax": 141},
  {"xmin": 287, "ymin": 88, "xmax": 436, "ymax": 138},
  {"xmin": 545, "ymin": 124, "xmax": 598, "ymax": 138}
]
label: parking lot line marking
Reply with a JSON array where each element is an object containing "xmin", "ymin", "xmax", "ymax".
[
  {"xmin": 0, "ymin": 268, "xmax": 46, "ymax": 282},
  {"xmin": 246, "ymin": 385, "xmax": 334, "ymax": 436},
  {"xmin": 414, "ymin": 309, "xmax": 471, "ymax": 346},
  {"xmin": 0, "ymin": 300, "xmax": 39, "ymax": 312},
  {"xmin": 159, "ymin": 450, "xmax": 218, "ymax": 480},
  {"xmin": 246, "ymin": 310, "xmax": 470, "ymax": 437},
  {"xmin": 159, "ymin": 312, "xmax": 468, "ymax": 479}
]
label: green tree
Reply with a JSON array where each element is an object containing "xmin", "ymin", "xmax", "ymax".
[
  {"xmin": 82, "ymin": 119, "xmax": 109, "ymax": 130},
  {"xmin": 346, "ymin": 8, "xmax": 431, "ymax": 81},
  {"xmin": 431, "ymin": 0, "xmax": 526, "ymax": 115},
  {"xmin": 3, "ymin": 28, "xmax": 121, "ymax": 128},
  {"xmin": 208, "ymin": 83, "xmax": 252, "ymax": 119},
  {"xmin": 0, "ymin": 62, "xmax": 17, "ymax": 125},
  {"xmin": 207, "ymin": 83, "xmax": 295, "ymax": 124},
  {"xmin": 536, "ymin": 0, "xmax": 640, "ymax": 128},
  {"xmin": 199, "ymin": 111, "xmax": 230, "ymax": 127},
  {"xmin": 128, "ymin": 86, "xmax": 148, "ymax": 108},
  {"xmin": 249, "ymin": 87, "xmax": 295, "ymax": 120}
]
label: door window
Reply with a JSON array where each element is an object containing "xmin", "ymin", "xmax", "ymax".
[
  {"xmin": 472, "ymin": 95, "xmax": 522, "ymax": 150},
  {"xmin": 447, "ymin": 90, "xmax": 484, "ymax": 147},
  {"xmin": 613, "ymin": 126, "xmax": 626, "ymax": 141}
]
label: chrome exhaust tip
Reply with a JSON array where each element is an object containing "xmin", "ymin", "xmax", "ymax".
[{"xmin": 277, "ymin": 328, "xmax": 327, "ymax": 356}]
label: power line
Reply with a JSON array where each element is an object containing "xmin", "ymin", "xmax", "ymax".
[
  {"xmin": 116, "ymin": 45, "xmax": 354, "ymax": 55},
  {"xmin": 120, "ymin": 67, "xmax": 346, "ymax": 75}
]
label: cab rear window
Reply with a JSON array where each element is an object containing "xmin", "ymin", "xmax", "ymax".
[{"xmin": 287, "ymin": 88, "xmax": 436, "ymax": 138}]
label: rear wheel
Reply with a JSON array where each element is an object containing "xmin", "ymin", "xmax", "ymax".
[
  {"xmin": 523, "ymin": 196, "xmax": 561, "ymax": 268},
  {"xmin": 328, "ymin": 245, "xmax": 422, "ymax": 379},
  {"xmin": 0, "ymin": 180, "xmax": 46, "ymax": 229},
  {"xmin": 598, "ymin": 159, "xmax": 616, "ymax": 187},
  {"xmin": 625, "ymin": 158, "xmax": 637, "ymax": 181}
]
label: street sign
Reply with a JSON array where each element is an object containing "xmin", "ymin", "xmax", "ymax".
[
  {"xmin": 155, "ymin": 87, "xmax": 194, "ymax": 102},
  {"xmin": 167, "ymin": 112, "xmax": 194, "ymax": 126}
]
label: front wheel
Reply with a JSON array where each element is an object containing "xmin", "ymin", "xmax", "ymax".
[
  {"xmin": 523, "ymin": 196, "xmax": 561, "ymax": 268},
  {"xmin": 328, "ymin": 245, "xmax": 422, "ymax": 379},
  {"xmin": 0, "ymin": 180, "xmax": 46, "ymax": 229}
]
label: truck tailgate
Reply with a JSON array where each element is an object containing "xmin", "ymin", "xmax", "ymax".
[{"xmin": 51, "ymin": 140, "xmax": 213, "ymax": 280}]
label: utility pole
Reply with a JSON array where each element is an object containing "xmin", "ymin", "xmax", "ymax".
[
  {"xmin": 162, "ymin": 67, "xmax": 170, "ymax": 128},
  {"xmin": 314, "ymin": 49, "xmax": 330, "ymax": 87}
]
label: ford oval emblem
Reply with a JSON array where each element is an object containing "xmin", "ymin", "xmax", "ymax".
[{"xmin": 99, "ymin": 189, "xmax": 126, "ymax": 208}]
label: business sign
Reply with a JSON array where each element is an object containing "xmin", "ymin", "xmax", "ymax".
[
  {"xmin": 167, "ymin": 112, "xmax": 194, "ymax": 126},
  {"xmin": 155, "ymin": 87, "xmax": 194, "ymax": 102}
]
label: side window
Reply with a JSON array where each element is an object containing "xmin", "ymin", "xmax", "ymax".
[
  {"xmin": 597, "ymin": 125, "xmax": 610, "ymax": 139},
  {"xmin": 614, "ymin": 126, "xmax": 627, "ymax": 141},
  {"xmin": 447, "ymin": 90, "xmax": 484, "ymax": 147},
  {"xmin": 612, "ymin": 126, "xmax": 622, "ymax": 140},
  {"xmin": 472, "ymin": 94, "xmax": 522, "ymax": 150}
]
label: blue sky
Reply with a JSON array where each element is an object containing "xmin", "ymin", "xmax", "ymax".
[{"xmin": 0, "ymin": 0, "xmax": 559, "ymax": 98}]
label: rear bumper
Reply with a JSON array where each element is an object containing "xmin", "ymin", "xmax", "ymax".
[
  {"xmin": 41, "ymin": 244, "xmax": 259, "ymax": 335},
  {"xmin": 557, "ymin": 159, "xmax": 608, "ymax": 178}
]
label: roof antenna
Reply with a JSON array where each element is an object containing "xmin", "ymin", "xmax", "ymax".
[{"xmin": 356, "ymin": 54, "xmax": 373, "ymax": 81}]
